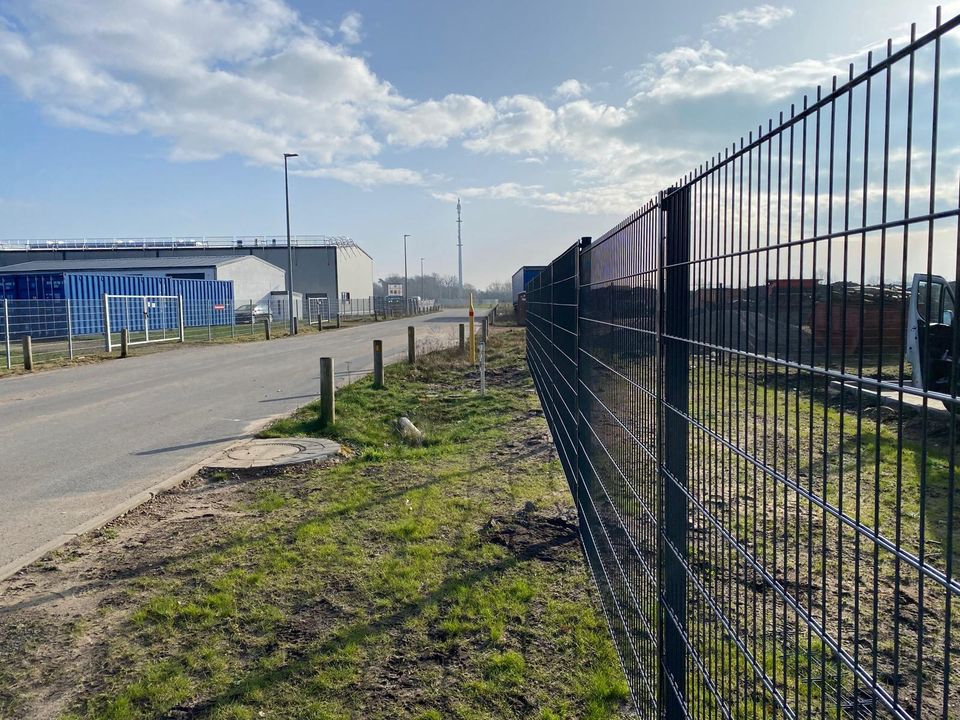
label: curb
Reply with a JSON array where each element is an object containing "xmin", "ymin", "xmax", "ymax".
[{"xmin": 0, "ymin": 414, "xmax": 283, "ymax": 584}]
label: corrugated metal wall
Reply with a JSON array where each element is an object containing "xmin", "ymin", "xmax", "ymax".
[{"xmin": 0, "ymin": 273, "xmax": 234, "ymax": 337}]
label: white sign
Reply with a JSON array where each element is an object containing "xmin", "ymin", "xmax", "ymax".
[{"xmin": 387, "ymin": 284, "xmax": 404, "ymax": 297}]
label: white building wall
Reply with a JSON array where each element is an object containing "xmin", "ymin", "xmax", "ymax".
[
  {"xmin": 216, "ymin": 257, "xmax": 286, "ymax": 308},
  {"xmin": 335, "ymin": 245, "xmax": 373, "ymax": 304}
]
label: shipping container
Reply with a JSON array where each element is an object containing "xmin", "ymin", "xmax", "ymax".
[
  {"xmin": 0, "ymin": 272, "xmax": 234, "ymax": 339},
  {"xmin": 512, "ymin": 266, "xmax": 546, "ymax": 305}
]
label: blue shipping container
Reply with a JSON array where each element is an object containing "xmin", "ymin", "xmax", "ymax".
[
  {"xmin": 512, "ymin": 266, "xmax": 546, "ymax": 304},
  {"xmin": 0, "ymin": 272, "xmax": 234, "ymax": 339}
]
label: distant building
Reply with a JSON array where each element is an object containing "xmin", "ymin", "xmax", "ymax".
[
  {"xmin": 0, "ymin": 256, "xmax": 284, "ymax": 309},
  {"xmin": 0, "ymin": 236, "xmax": 375, "ymax": 309}
]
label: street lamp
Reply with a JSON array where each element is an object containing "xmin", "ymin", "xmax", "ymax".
[
  {"xmin": 420, "ymin": 257, "xmax": 424, "ymax": 298},
  {"xmin": 403, "ymin": 234, "xmax": 411, "ymax": 313},
  {"xmin": 284, "ymin": 152, "xmax": 298, "ymax": 334}
]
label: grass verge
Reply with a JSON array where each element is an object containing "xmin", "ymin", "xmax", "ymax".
[{"xmin": 0, "ymin": 328, "xmax": 630, "ymax": 720}]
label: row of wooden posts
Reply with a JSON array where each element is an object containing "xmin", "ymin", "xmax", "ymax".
[
  {"xmin": 317, "ymin": 316, "xmax": 491, "ymax": 427},
  {"xmin": 14, "ymin": 302, "xmax": 490, "ymax": 372}
]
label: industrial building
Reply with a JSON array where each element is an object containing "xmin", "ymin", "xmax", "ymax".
[
  {"xmin": 0, "ymin": 256, "xmax": 284, "ymax": 309},
  {"xmin": 0, "ymin": 236, "xmax": 374, "ymax": 309}
]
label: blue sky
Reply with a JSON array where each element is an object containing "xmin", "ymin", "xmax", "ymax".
[{"xmin": 0, "ymin": 0, "xmax": 951, "ymax": 286}]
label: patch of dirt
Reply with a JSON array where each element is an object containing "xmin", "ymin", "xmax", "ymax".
[{"xmin": 482, "ymin": 502, "xmax": 579, "ymax": 562}]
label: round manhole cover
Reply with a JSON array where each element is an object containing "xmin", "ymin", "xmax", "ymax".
[{"xmin": 207, "ymin": 438, "xmax": 341, "ymax": 469}]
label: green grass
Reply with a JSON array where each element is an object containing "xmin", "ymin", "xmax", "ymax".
[{"xmin": 19, "ymin": 329, "xmax": 629, "ymax": 720}]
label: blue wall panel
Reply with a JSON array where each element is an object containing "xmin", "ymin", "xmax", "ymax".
[{"xmin": 0, "ymin": 273, "xmax": 234, "ymax": 338}]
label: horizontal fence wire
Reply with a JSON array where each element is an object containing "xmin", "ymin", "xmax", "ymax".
[{"xmin": 527, "ymin": 8, "xmax": 959, "ymax": 720}]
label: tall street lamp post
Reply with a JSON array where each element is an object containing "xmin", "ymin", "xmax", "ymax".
[
  {"xmin": 420, "ymin": 257, "xmax": 424, "ymax": 298},
  {"xmin": 403, "ymin": 234, "xmax": 411, "ymax": 314},
  {"xmin": 284, "ymin": 152, "xmax": 299, "ymax": 334}
]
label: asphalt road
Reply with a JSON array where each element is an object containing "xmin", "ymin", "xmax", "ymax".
[{"xmin": 0, "ymin": 308, "xmax": 487, "ymax": 574}]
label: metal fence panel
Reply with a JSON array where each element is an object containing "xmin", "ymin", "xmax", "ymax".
[{"xmin": 527, "ymin": 10, "xmax": 960, "ymax": 720}]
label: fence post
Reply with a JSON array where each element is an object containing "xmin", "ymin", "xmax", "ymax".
[
  {"xmin": 575, "ymin": 237, "xmax": 590, "ymax": 510},
  {"xmin": 120, "ymin": 328, "xmax": 130, "ymax": 358},
  {"xmin": 479, "ymin": 341, "xmax": 486, "ymax": 396},
  {"xmin": 660, "ymin": 186, "xmax": 690, "ymax": 719},
  {"xmin": 408, "ymin": 326, "xmax": 416, "ymax": 365},
  {"xmin": 22, "ymin": 335, "xmax": 33, "ymax": 371},
  {"xmin": 231, "ymin": 303, "xmax": 236, "ymax": 338},
  {"xmin": 208, "ymin": 303, "xmax": 213, "ymax": 341},
  {"xmin": 4, "ymin": 299, "xmax": 10, "ymax": 370},
  {"xmin": 103, "ymin": 294, "xmax": 111, "ymax": 351},
  {"xmin": 263, "ymin": 318, "xmax": 271, "ymax": 340},
  {"xmin": 459, "ymin": 323, "xmax": 465, "ymax": 353},
  {"xmin": 178, "ymin": 296, "xmax": 185, "ymax": 343},
  {"xmin": 481, "ymin": 316, "xmax": 489, "ymax": 342},
  {"xmin": 373, "ymin": 340, "xmax": 384, "ymax": 388},
  {"xmin": 66, "ymin": 299, "xmax": 74, "ymax": 360},
  {"xmin": 319, "ymin": 357, "xmax": 335, "ymax": 426}
]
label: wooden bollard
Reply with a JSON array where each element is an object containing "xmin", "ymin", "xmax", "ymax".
[
  {"xmin": 459, "ymin": 323, "xmax": 465, "ymax": 353},
  {"xmin": 120, "ymin": 328, "xmax": 129, "ymax": 358},
  {"xmin": 408, "ymin": 326, "xmax": 416, "ymax": 365},
  {"xmin": 263, "ymin": 318, "xmax": 271, "ymax": 340},
  {"xmin": 319, "ymin": 357, "xmax": 335, "ymax": 426},
  {"xmin": 336, "ymin": 315, "xmax": 342, "ymax": 329},
  {"xmin": 22, "ymin": 335, "xmax": 33, "ymax": 371},
  {"xmin": 373, "ymin": 340, "xmax": 384, "ymax": 388}
]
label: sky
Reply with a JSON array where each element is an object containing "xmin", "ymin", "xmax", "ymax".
[{"xmin": 0, "ymin": 0, "xmax": 954, "ymax": 287}]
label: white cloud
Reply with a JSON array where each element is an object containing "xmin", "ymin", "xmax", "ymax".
[
  {"xmin": 338, "ymin": 12, "xmax": 362, "ymax": 45},
  {"xmin": 379, "ymin": 94, "xmax": 496, "ymax": 147},
  {"xmin": 437, "ymin": 174, "xmax": 677, "ymax": 216},
  {"xmin": 0, "ymin": 0, "xmax": 401, "ymax": 174},
  {"xmin": 552, "ymin": 78, "xmax": 589, "ymax": 99},
  {"xmin": 627, "ymin": 41, "xmax": 848, "ymax": 102},
  {"xmin": 296, "ymin": 161, "xmax": 424, "ymax": 188},
  {"xmin": 465, "ymin": 95, "xmax": 558, "ymax": 155},
  {"xmin": 713, "ymin": 5, "xmax": 795, "ymax": 32}
]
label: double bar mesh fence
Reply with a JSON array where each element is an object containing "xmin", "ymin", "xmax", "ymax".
[
  {"xmin": 1, "ymin": 297, "xmax": 260, "ymax": 370},
  {"xmin": 528, "ymin": 10, "xmax": 959, "ymax": 720}
]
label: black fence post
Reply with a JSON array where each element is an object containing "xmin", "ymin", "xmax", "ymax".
[
  {"xmin": 660, "ymin": 186, "xmax": 690, "ymax": 719},
  {"xmin": 575, "ymin": 236, "xmax": 591, "ymax": 514}
]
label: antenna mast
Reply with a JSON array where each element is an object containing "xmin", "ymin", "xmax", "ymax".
[{"xmin": 457, "ymin": 197, "xmax": 463, "ymax": 291}]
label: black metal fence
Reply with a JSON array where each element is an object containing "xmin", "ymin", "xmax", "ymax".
[{"xmin": 527, "ymin": 9, "xmax": 959, "ymax": 720}]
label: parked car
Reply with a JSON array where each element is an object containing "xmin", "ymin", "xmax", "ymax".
[{"xmin": 235, "ymin": 304, "xmax": 272, "ymax": 324}]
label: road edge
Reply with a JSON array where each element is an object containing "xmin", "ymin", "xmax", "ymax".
[
  {"xmin": 0, "ymin": 313, "xmax": 492, "ymax": 584},
  {"xmin": 0, "ymin": 413, "xmax": 284, "ymax": 584}
]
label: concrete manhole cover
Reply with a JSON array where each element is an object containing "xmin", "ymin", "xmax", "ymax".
[{"xmin": 207, "ymin": 438, "xmax": 341, "ymax": 469}]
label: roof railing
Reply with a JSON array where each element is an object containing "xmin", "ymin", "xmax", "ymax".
[{"xmin": 0, "ymin": 235, "xmax": 356, "ymax": 251}]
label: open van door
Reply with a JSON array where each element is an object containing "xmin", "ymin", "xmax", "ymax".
[{"xmin": 907, "ymin": 273, "xmax": 957, "ymax": 392}]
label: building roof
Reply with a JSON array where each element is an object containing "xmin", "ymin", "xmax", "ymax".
[{"xmin": 0, "ymin": 256, "xmax": 258, "ymax": 273}]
